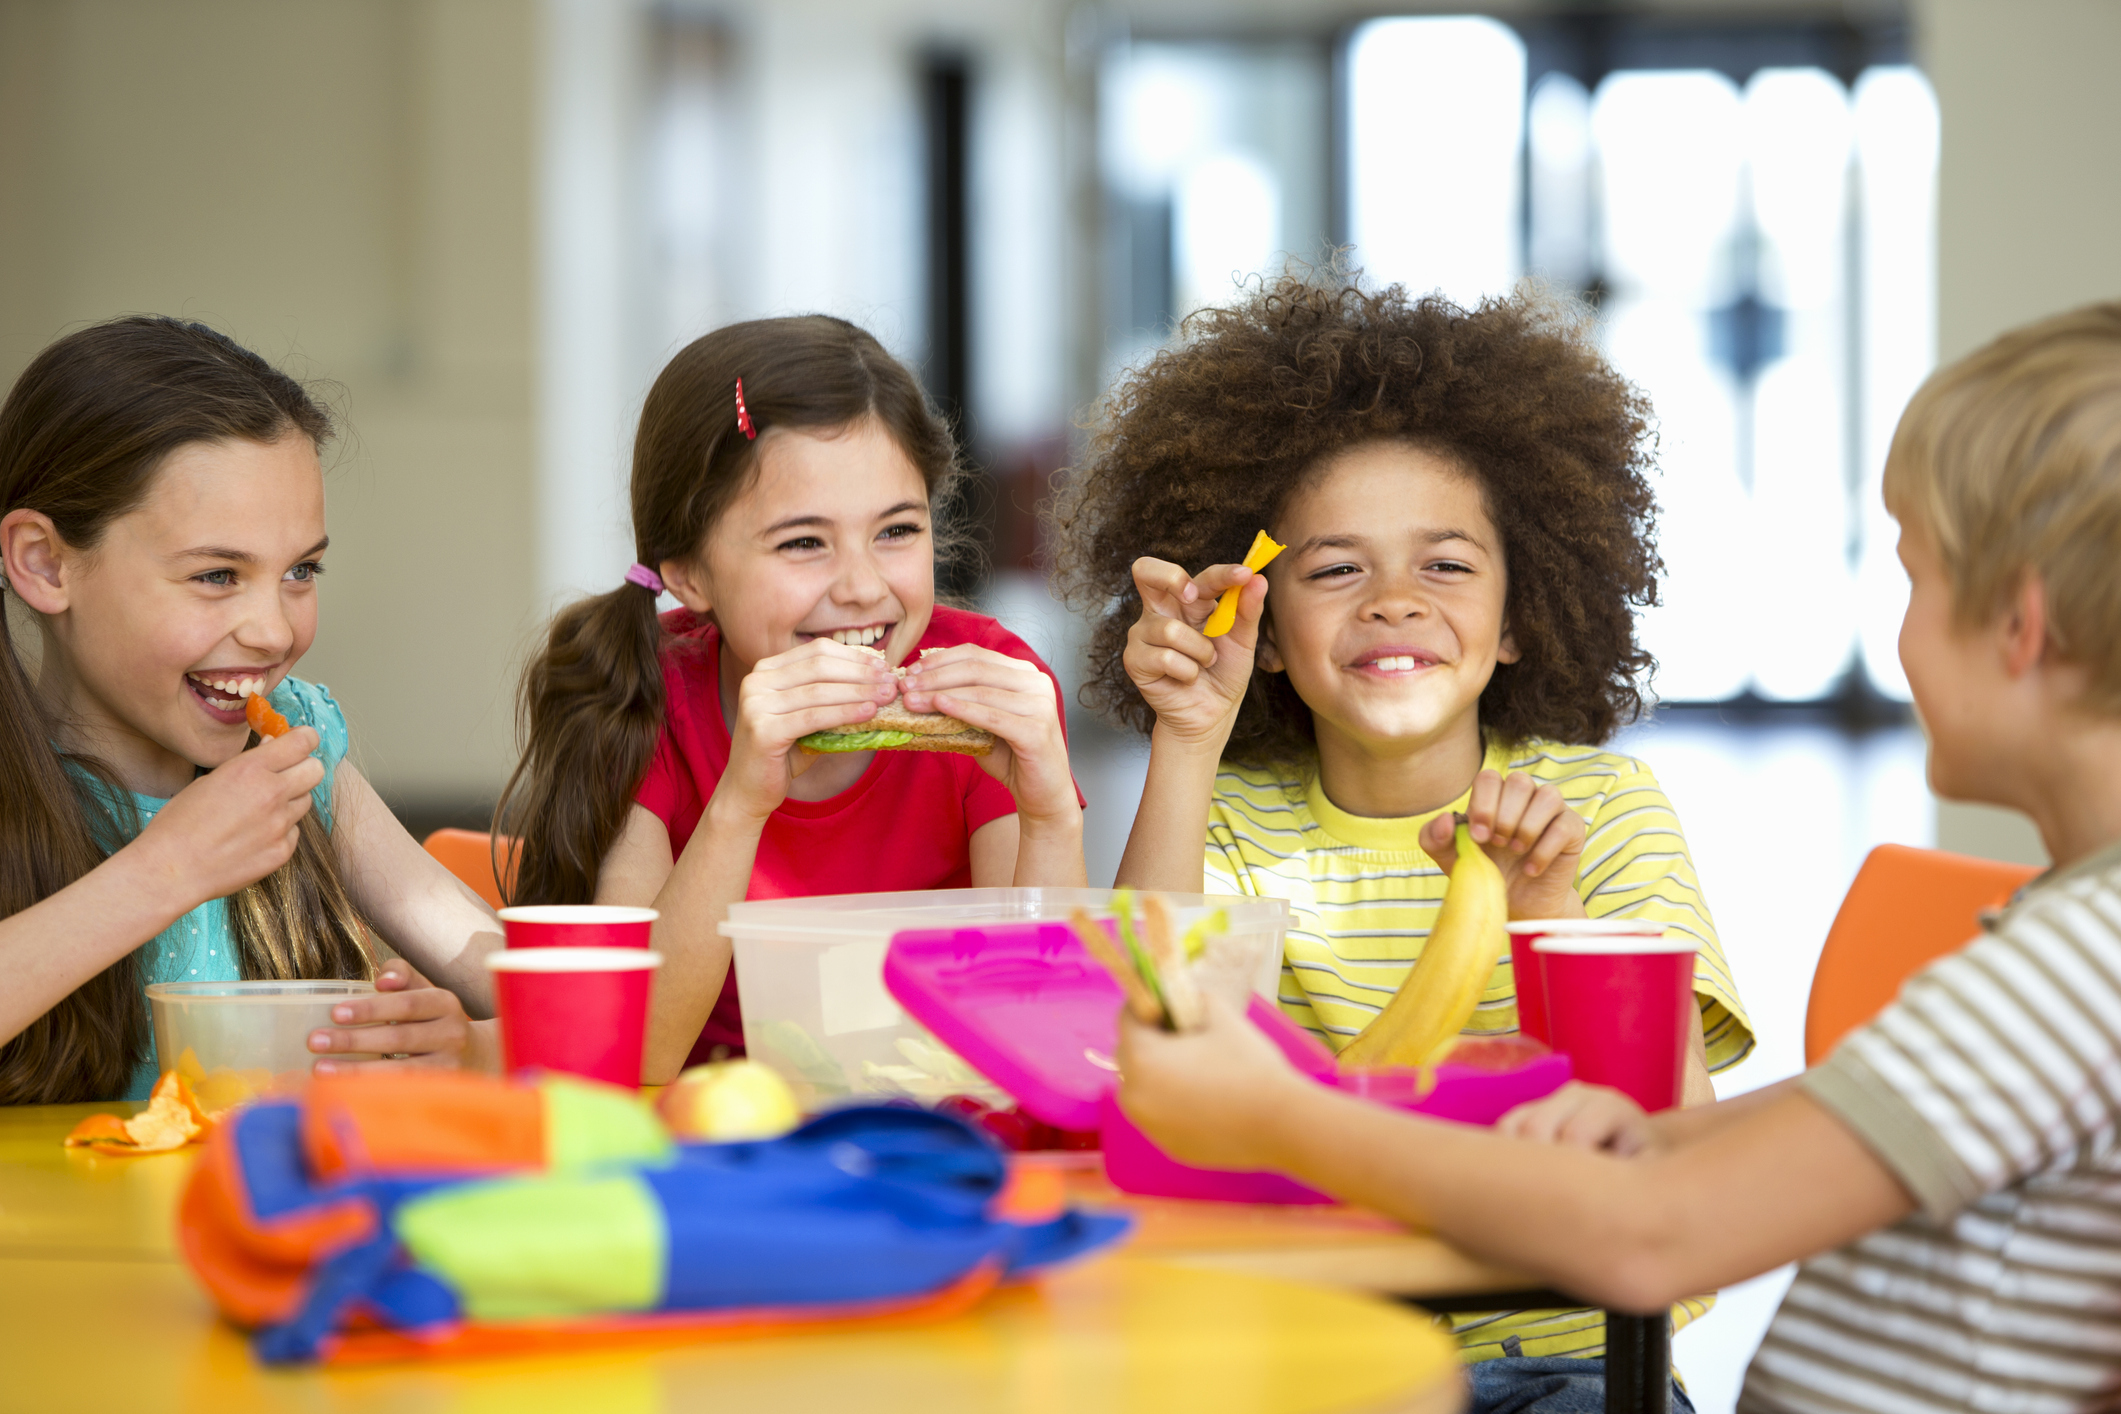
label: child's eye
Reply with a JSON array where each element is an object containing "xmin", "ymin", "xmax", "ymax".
[
  {"xmin": 1307, "ymin": 563, "xmax": 1361, "ymax": 580},
  {"xmin": 878, "ymin": 522, "xmax": 925, "ymax": 543},
  {"xmin": 776, "ymin": 536, "xmax": 827, "ymax": 553},
  {"xmin": 285, "ymin": 561, "xmax": 326, "ymax": 583},
  {"xmin": 1428, "ymin": 560, "xmax": 1473, "ymax": 575},
  {"xmin": 194, "ymin": 569, "xmax": 239, "ymax": 587}
]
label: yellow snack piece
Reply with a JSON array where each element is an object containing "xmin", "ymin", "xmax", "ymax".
[{"xmin": 1201, "ymin": 530, "xmax": 1285, "ymax": 638}]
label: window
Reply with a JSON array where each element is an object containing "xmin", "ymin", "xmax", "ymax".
[{"xmin": 1098, "ymin": 14, "xmax": 1933, "ymax": 705}]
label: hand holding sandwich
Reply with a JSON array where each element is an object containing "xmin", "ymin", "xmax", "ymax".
[
  {"xmin": 899, "ymin": 643, "xmax": 1080, "ymax": 831},
  {"xmin": 716, "ymin": 638, "xmax": 899, "ymax": 824}
]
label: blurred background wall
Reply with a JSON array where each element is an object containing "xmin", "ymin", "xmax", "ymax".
[{"xmin": 2, "ymin": 5, "xmax": 2116, "ymax": 1401}]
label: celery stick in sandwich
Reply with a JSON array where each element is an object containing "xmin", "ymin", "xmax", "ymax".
[{"xmin": 1111, "ymin": 888, "xmax": 1170, "ymax": 1022}]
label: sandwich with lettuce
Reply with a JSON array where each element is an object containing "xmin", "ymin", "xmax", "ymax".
[{"xmin": 796, "ymin": 698, "xmax": 995, "ymax": 757}]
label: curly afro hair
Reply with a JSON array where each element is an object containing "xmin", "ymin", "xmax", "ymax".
[{"xmin": 1052, "ymin": 274, "xmax": 1662, "ymax": 768}]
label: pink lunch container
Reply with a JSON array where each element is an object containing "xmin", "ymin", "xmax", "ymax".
[{"xmin": 883, "ymin": 918, "xmax": 1570, "ymax": 1204}]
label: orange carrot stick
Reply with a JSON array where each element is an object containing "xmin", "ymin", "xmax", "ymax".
[{"xmin": 246, "ymin": 693, "xmax": 291, "ymax": 738}]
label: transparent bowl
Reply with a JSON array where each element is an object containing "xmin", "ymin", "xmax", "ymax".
[
  {"xmin": 720, "ymin": 887, "xmax": 1289, "ymax": 1112},
  {"xmin": 146, "ymin": 979, "xmax": 377, "ymax": 1107}
]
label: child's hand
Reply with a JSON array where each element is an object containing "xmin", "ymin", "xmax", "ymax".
[
  {"xmin": 900, "ymin": 645, "xmax": 1079, "ymax": 827},
  {"xmin": 1123, "ymin": 556, "xmax": 1269, "ymax": 749},
  {"xmin": 1495, "ymin": 1081, "xmax": 1657, "ymax": 1156},
  {"xmin": 130, "ymin": 727, "xmax": 324, "ymax": 911},
  {"xmin": 1115, "ymin": 992, "xmax": 1308, "ymax": 1171},
  {"xmin": 718, "ymin": 639, "xmax": 899, "ymax": 821},
  {"xmin": 1420, "ymin": 769, "xmax": 1587, "ymax": 920},
  {"xmin": 308, "ymin": 959, "xmax": 497, "ymax": 1072}
]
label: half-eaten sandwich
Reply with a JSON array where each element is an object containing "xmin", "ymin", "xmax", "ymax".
[{"xmin": 796, "ymin": 699, "xmax": 995, "ymax": 757}]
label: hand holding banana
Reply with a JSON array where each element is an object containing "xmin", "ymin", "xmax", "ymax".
[{"xmin": 1421, "ymin": 769, "xmax": 1587, "ymax": 922}]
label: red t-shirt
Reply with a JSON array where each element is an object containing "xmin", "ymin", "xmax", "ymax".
[{"xmin": 634, "ymin": 605, "xmax": 1075, "ymax": 1063}]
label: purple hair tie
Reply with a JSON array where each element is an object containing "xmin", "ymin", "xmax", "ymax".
[{"xmin": 624, "ymin": 563, "xmax": 664, "ymax": 595}]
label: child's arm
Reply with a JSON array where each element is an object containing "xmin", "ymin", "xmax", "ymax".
[
  {"xmin": 302, "ymin": 761, "xmax": 504, "ymax": 1071},
  {"xmin": 0, "ymin": 730, "xmax": 324, "ymax": 1051},
  {"xmin": 1497, "ymin": 1076, "xmax": 1803, "ymax": 1155},
  {"xmin": 1118, "ymin": 996, "xmax": 1912, "ymax": 1312},
  {"xmin": 1114, "ymin": 557, "xmax": 1270, "ymax": 891},
  {"xmin": 900, "ymin": 645, "xmax": 1085, "ymax": 887},
  {"xmin": 598, "ymin": 638, "xmax": 899, "ymax": 1083}
]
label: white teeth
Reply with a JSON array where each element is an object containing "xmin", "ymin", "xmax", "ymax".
[
  {"xmin": 1371, "ymin": 656, "xmax": 1419, "ymax": 672},
  {"xmin": 829, "ymin": 627, "xmax": 887, "ymax": 647}
]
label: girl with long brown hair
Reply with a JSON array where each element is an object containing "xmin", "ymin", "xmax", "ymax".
[
  {"xmin": 498, "ymin": 315, "xmax": 1084, "ymax": 1084},
  {"xmin": 0, "ymin": 317, "xmax": 504, "ymax": 1103}
]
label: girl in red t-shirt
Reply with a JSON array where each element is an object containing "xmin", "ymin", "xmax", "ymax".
[{"xmin": 499, "ymin": 317, "xmax": 1085, "ymax": 1081}]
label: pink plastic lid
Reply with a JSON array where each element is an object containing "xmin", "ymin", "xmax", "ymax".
[
  {"xmin": 887, "ymin": 919, "xmax": 1390, "ymax": 1130},
  {"xmin": 883, "ymin": 920, "xmax": 1137, "ymax": 1130}
]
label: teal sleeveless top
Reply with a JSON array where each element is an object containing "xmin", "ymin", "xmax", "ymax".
[{"xmin": 69, "ymin": 678, "xmax": 353, "ymax": 1100}]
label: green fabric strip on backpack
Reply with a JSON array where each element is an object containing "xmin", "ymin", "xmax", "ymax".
[
  {"xmin": 394, "ymin": 1174, "xmax": 667, "ymax": 1320},
  {"xmin": 539, "ymin": 1074, "xmax": 673, "ymax": 1172}
]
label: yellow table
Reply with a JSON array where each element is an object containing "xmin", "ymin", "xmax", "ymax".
[{"xmin": 0, "ymin": 1105, "xmax": 1464, "ymax": 1413}]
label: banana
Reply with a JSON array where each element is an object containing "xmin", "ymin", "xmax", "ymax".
[{"xmin": 1338, "ymin": 819, "xmax": 1509, "ymax": 1068}]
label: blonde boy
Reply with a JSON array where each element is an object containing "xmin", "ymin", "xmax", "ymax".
[{"xmin": 1117, "ymin": 303, "xmax": 2121, "ymax": 1414}]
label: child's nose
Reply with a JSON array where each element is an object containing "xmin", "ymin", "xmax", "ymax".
[
  {"xmin": 236, "ymin": 586, "xmax": 298, "ymax": 653},
  {"xmin": 832, "ymin": 549, "xmax": 891, "ymax": 605},
  {"xmin": 1364, "ymin": 572, "xmax": 1432, "ymax": 620}
]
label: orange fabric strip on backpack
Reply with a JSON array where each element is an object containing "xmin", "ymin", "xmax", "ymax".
[
  {"xmin": 315, "ymin": 1262, "xmax": 1004, "ymax": 1366},
  {"xmin": 303, "ymin": 1073, "xmax": 545, "ymax": 1182}
]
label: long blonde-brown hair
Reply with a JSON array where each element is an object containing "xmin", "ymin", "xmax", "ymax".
[{"xmin": 0, "ymin": 318, "xmax": 373, "ymax": 1104}]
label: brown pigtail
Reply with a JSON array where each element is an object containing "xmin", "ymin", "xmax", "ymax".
[{"xmin": 498, "ymin": 585, "xmax": 667, "ymax": 906}]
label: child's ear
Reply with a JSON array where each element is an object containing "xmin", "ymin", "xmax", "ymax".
[
  {"xmin": 0, "ymin": 508, "xmax": 70, "ymax": 615},
  {"xmin": 2000, "ymin": 571, "xmax": 2050, "ymax": 678},
  {"xmin": 1497, "ymin": 624, "xmax": 1523, "ymax": 665},
  {"xmin": 657, "ymin": 557, "xmax": 713, "ymax": 617},
  {"xmin": 1256, "ymin": 615, "xmax": 1286, "ymax": 674}
]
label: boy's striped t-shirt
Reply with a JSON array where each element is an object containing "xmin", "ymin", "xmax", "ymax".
[
  {"xmin": 1204, "ymin": 737, "xmax": 1753, "ymax": 1362},
  {"xmin": 1742, "ymin": 839, "xmax": 2121, "ymax": 1414}
]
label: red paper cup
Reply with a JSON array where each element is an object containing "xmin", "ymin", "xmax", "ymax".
[
  {"xmin": 1534, "ymin": 930, "xmax": 1696, "ymax": 1113},
  {"xmin": 496, "ymin": 905, "xmax": 657, "ymax": 950},
  {"xmin": 1504, "ymin": 919, "xmax": 1666, "ymax": 1045},
  {"xmin": 486, "ymin": 947, "xmax": 663, "ymax": 1088}
]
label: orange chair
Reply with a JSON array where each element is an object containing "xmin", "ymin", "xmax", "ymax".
[
  {"xmin": 1804, "ymin": 843, "xmax": 2042, "ymax": 1065},
  {"xmin": 421, "ymin": 828, "xmax": 522, "ymax": 911}
]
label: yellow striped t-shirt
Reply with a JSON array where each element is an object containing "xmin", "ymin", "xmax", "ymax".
[{"xmin": 1204, "ymin": 737, "xmax": 1753, "ymax": 1362}]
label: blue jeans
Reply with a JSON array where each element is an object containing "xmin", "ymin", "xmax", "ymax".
[{"xmin": 1470, "ymin": 1357, "xmax": 1697, "ymax": 1414}]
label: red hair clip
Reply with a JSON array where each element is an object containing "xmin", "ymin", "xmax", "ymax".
[{"xmin": 734, "ymin": 378, "xmax": 757, "ymax": 441}]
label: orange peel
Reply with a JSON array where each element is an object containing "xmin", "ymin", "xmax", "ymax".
[
  {"xmin": 63, "ymin": 1071, "xmax": 217, "ymax": 1156},
  {"xmin": 1201, "ymin": 530, "xmax": 1284, "ymax": 638}
]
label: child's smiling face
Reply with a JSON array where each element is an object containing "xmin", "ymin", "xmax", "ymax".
[
  {"xmin": 14, "ymin": 435, "xmax": 326, "ymax": 796},
  {"xmin": 1259, "ymin": 441, "xmax": 1516, "ymax": 766},
  {"xmin": 686, "ymin": 414, "xmax": 935, "ymax": 678}
]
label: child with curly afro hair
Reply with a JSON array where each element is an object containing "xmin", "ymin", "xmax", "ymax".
[{"xmin": 1054, "ymin": 274, "xmax": 1752, "ymax": 1387}]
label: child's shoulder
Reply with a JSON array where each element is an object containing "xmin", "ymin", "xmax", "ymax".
[
  {"xmin": 1208, "ymin": 760, "xmax": 1311, "ymax": 819},
  {"xmin": 922, "ymin": 605, "xmax": 1041, "ymax": 661},
  {"xmin": 2003, "ymin": 840, "xmax": 2121, "ymax": 947},
  {"xmin": 271, "ymin": 677, "xmax": 350, "ymax": 753},
  {"xmin": 1499, "ymin": 738, "xmax": 1658, "ymax": 791}
]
